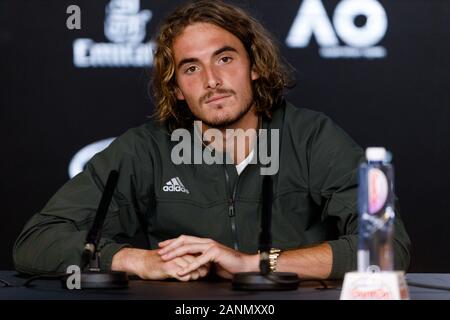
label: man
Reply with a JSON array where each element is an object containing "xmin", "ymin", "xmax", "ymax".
[{"xmin": 13, "ymin": 0, "xmax": 411, "ymax": 281}]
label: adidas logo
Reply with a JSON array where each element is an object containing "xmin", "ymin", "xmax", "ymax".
[{"xmin": 162, "ymin": 177, "xmax": 190, "ymax": 194}]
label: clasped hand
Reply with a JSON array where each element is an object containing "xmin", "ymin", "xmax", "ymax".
[{"xmin": 158, "ymin": 235, "xmax": 257, "ymax": 280}]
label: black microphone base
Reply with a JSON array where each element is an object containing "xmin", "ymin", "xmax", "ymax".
[
  {"xmin": 232, "ymin": 272, "xmax": 300, "ymax": 291},
  {"xmin": 62, "ymin": 271, "xmax": 129, "ymax": 289}
]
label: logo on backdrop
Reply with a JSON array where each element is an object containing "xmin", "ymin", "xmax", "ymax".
[
  {"xmin": 68, "ymin": 138, "xmax": 115, "ymax": 178},
  {"xmin": 286, "ymin": 0, "xmax": 388, "ymax": 59},
  {"xmin": 73, "ymin": 0, "xmax": 154, "ymax": 67}
]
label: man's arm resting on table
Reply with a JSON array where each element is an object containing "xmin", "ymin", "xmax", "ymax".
[
  {"xmin": 276, "ymin": 243, "xmax": 332, "ymax": 279},
  {"xmin": 158, "ymin": 235, "xmax": 333, "ymax": 280},
  {"xmin": 111, "ymin": 248, "xmax": 210, "ymax": 281},
  {"xmin": 233, "ymin": 242, "xmax": 333, "ymax": 279}
]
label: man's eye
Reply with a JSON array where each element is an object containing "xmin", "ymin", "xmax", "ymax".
[
  {"xmin": 219, "ymin": 56, "xmax": 232, "ymax": 64},
  {"xmin": 185, "ymin": 66, "xmax": 197, "ymax": 74}
]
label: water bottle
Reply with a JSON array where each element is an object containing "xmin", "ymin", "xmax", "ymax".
[{"xmin": 358, "ymin": 147, "xmax": 395, "ymax": 272}]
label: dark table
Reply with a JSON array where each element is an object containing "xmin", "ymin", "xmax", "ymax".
[{"xmin": 0, "ymin": 272, "xmax": 449, "ymax": 300}]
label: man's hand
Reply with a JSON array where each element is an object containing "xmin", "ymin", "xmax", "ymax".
[
  {"xmin": 157, "ymin": 253, "xmax": 210, "ymax": 281},
  {"xmin": 111, "ymin": 248, "xmax": 210, "ymax": 281},
  {"xmin": 158, "ymin": 235, "xmax": 259, "ymax": 279}
]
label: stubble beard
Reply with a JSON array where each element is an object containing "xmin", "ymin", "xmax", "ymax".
[{"xmin": 199, "ymin": 100, "xmax": 253, "ymax": 130}]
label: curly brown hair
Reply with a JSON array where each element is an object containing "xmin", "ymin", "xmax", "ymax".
[{"xmin": 151, "ymin": 0, "xmax": 294, "ymax": 129}]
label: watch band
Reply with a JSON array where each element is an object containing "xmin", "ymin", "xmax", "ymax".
[{"xmin": 269, "ymin": 248, "xmax": 281, "ymax": 272}]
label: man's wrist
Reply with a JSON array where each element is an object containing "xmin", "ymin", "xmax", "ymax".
[
  {"xmin": 244, "ymin": 254, "xmax": 260, "ymax": 273},
  {"xmin": 111, "ymin": 247, "xmax": 129, "ymax": 272}
]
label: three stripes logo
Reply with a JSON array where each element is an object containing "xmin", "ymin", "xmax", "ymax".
[{"xmin": 162, "ymin": 177, "xmax": 190, "ymax": 194}]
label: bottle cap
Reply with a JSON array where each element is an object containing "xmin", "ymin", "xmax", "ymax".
[{"xmin": 366, "ymin": 147, "xmax": 387, "ymax": 161}]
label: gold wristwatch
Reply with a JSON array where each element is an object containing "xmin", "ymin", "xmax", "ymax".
[{"xmin": 268, "ymin": 248, "xmax": 281, "ymax": 272}]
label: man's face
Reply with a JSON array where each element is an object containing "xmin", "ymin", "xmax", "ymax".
[{"xmin": 172, "ymin": 22, "xmax": 259, "ymax": 128}]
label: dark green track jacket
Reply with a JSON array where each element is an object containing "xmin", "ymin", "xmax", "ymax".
[{"xmin": 13, "ymin": 101, "xmax": 411, "ymax": 279}]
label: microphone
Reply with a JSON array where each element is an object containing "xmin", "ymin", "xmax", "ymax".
[
  {"xmin": 259, "ymin": 174, "xmax": 273, "ymax": 275},
  {"xmin": 232, "ymin": 175, "xmax": 300, "ymax": 290},
  {"xmin": 63, "ymin": 170, "xmax": 129, "ymax": 289}
]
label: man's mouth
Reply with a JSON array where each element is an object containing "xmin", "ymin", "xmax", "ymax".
[{"xmin": 204, "ymin": 95, "xmax": 232, "ymax": 104}]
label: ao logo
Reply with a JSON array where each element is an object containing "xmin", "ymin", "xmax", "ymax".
[
  {"xmin": 68, "ymin": 138, "xmax": 115, "ymax": 178},
  {"xmin": 73, "ymin": 0, "xmax": 154, "ymax": 68},
  {"xmin": 286, "ymin": 0, "xmax": 388, "ymax": 59}
]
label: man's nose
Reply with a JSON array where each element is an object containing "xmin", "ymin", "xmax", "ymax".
[{"xmin": 204, "ymin": 66, "xmax": 221, "ymax": 89}]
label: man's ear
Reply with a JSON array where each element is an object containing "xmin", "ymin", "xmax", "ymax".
[
  {"xmin": 251, "ymin": 67, "xmax": 260, "ymax": 81},
  {"xmin": 175, "ymin": 86, "xmax": 185, "ymax": 100}
]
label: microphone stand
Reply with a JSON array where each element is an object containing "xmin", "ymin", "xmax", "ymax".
[
  {"xmin": 232, "ymin": 175, "xmax": 300, "ymax": 290},
  {"xmin": 63, "ymin": 170, "xmax": 128, "ymax": 289}
]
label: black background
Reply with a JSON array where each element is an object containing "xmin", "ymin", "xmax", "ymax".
[{"xmin": 0, "ymin": 0, "xmax": 449, "ymax": 272}]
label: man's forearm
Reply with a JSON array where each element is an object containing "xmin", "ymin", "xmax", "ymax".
[{"xmin": 276, "ymin": 242, "xmax": 332, "ymax": 279}]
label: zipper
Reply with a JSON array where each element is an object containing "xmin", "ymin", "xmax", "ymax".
[{"xmin": 224, "ymin": 166, "xmax": 239, "ymax": 250}]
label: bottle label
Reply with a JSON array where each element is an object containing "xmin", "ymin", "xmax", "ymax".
[{"xmin": 368, "ymin": 168, "xmax": 388, "ymax": 214}]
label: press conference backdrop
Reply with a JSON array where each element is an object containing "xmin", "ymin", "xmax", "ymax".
[{"xmin": 1, "ymin": 0, "xmax": 449, "ymax": 272}]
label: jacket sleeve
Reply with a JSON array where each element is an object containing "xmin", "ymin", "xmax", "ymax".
[
  {"xmin": 307, "ymin": 114, "xmax": 411, "ymax": 279},
  {"xmin": 13, "ymin": 129, "xmax": 154, "ymax": 275}
]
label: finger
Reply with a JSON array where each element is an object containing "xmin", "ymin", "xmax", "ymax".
[
  {"xmin": 167, "ymin": 256, "xmax": 202, "ymax": 281},
  {"xmin": 158, "ymin": 235, "xmax": 210, "ymax": 255},
  {"xmin": 161, "ymin": 243, "xmax": 210, "ymax": 261},
  {"xmin": 158, "ymin": 235, "xmax": 202, "ymax": 248},
  {"xmin": 178, "ymin": 251, "xmax": 215, "ymax": 276},
  {"xmin": 181, "ymin": 257, "xmax": 209, "ymax": 278},
  {"xmin": 158, "ymin": 238, "xmax": 184, "ymax": 254},
  {"xmin": 158, "ymin": 235, "xmax": 188, "ymax": 254},
  {"xmin": 158, "ymin": 239, "xmax": 175, "ymax": 247},
  {"xmin": 173, "ymin": 257, "xmax": 189, "ymax": 269},
  {"xmin": 189, "ymin": 270, "xmax": 200, "ymax": 281},
  {"xmin": 175, "ymin": 267, "xmax": 200, "ymax": 282},
  {"xmin": 182, "ymin": 255, "xmax": 196, "ymax": 263},
  {"xmin": 176, "ymin": 274, "xmax": 192, "ymax": 282},
  {"xmin": 162, "ymin": 258, "xmax": 187, "ymax": 280},
  {"xmin": 158, "ymin": 236, "xmax": 187, "ymax": 249},
  {"xmin": 198, "ymin": 266, "xmax": 209, "ymax": 278}
]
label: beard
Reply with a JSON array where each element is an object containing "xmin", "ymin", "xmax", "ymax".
[
  {"xmin": 199, "ymin": 101, "xmax": 253, "ymax": 129},
  {"xmin": 194, "ymin": 88, "xmax": 254, "ymax": 129}
]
